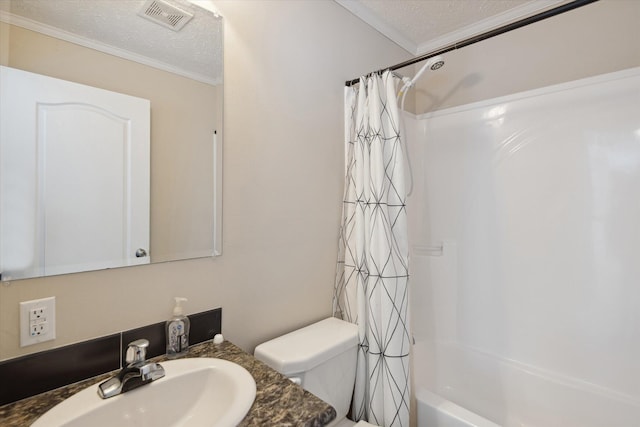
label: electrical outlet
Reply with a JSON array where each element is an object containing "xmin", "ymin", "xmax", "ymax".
[
  {"xmin": 31, "ymin": 322, "xmax": 49, "ymax": 336},
  {"xmin": 29, "ymin": 307, "xmax": 47, "ymax": 324},
  {"xmin": 20, "ymin": 297, "xmax": 56, "ymax": 347}
]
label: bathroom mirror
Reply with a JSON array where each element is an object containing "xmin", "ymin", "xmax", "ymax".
[{"xmin": 0, "ymin": 0, "xmax": 223, "ymax": 281}]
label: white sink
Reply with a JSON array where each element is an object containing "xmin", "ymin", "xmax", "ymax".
[{"xmin": 32, "ymin": 358, "xmax": 257, "ymax": 427}]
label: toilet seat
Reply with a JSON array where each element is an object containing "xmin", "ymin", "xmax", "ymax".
[{"xmin": 354, "ymin": 421, "xmax": 378, "ymax": 427}]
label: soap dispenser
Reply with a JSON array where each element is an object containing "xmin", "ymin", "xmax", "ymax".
[{"xmin": 166, "ymin": 297, "xmax": 190, "ymax": 358}]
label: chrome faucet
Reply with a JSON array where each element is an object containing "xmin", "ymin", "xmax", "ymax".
[{"xmin": 97, "ymin": 339, "xmax": 165, "ymax": 399}]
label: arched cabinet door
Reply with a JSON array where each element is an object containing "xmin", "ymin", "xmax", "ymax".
[{"xmin": 1, "ymin": 66, "xmax": 150, "ymax": 280}]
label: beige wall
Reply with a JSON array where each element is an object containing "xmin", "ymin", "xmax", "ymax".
[
  {"xmin": 0, "ymin": 0, "xmax": 410, "ymax": 360},
  {"xmin": 414, "ymin": 0, "xmax": 640, "ymax": 113}
]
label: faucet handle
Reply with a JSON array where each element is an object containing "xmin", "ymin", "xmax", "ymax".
[{"xmin": 126, "ymin": 339, "xmax": 149, "ymax": 364}]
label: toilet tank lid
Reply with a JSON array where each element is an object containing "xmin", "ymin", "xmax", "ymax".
[{"xmin": 254, "ymin": 317, "xmax": 359, "ymax": 375}]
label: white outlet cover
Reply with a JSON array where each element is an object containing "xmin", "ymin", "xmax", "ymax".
[{"xmin": 20, "ymin": 296, "xmax": 56, "ymax": 347}]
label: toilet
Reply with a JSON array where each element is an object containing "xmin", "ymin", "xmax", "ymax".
[{"xmin": 254, "ymin": 317, "xmax": 378, "ymax": 427}]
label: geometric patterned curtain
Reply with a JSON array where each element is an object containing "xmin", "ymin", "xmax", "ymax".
[{"xmin": 333, "ymin": 70, "xmax": 411, "ymax": 427}]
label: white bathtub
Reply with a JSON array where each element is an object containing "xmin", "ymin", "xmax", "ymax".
[
  {"xmin": 416, "ymin": 387, "xmax": 500, "ymax": 427},
  {"xmin": 413, "ymin": 341, "xmax": 502, "ymax": 427},
  {"xmin": 412, "ymin": 340, "xmax": 640, "ymax": 427}
]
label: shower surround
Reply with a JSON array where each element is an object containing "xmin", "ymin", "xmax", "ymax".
[{"xmin": 406, "ymin": 67, "xmax": 640, "ymax": 426}]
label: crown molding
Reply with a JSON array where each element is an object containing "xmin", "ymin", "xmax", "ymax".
[
  {"xmin": 415, "ymin": 0, "xmax": 566, "ymax": 55},
  {"xmin": 335, "ymin": 0, "xmax": 568, "ymax": 56},
  {"xmin": 334, "ymin": 0, "xmax": 416, "ymax": 54},
  {"xmin": 0, "ymin": 10, "xmax": 220, "ymax": 86}
]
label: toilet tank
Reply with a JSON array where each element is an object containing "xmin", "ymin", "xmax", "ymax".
[{"xmin": 254, "ymin": 317, "xmax": 359, "ymax": 420}]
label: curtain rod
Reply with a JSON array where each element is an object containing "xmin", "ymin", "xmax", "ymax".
[{"xmin": 345, "ymin": 0, "xmax": 599, "ymax": 87}]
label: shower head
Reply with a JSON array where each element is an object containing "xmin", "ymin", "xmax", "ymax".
[
  {"xmin": 430, "ymin": 58, "xmax": 445, "ymax": 71},
  {"xmin": 410, "ymin": 55, "xmax": 445, "ymax": 86},
  {"xmin": 396, "ymin": 55, "xmax": 445, "ymax": 100}
]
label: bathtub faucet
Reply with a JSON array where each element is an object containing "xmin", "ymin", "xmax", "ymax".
[{"xmin": 97, "ymin": 339, "xmax": 165, "ymax": 399}]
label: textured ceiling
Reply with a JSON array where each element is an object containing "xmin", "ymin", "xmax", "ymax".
[
  {"xmin": 0, "ymin": 0, "xmax": 223, "ymax": 85},
  {"xmin": 2, "ymin": 0, "xmax": 570, "ymax": 82},
  {"xmin": 336, "ymin": 0, "xmax": 567, "ymax": 55}
]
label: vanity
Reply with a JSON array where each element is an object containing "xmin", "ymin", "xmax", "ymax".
[{"xmin": 0, "ymin": 340, "xmax": 337, "ymax": 426}]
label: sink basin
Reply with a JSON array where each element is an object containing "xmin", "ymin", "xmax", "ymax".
[{"xmin": 32, "ymin": 358, "xmax": 257, "ymax": 427}]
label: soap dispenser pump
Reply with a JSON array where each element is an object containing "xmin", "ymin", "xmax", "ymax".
[{"xmin": 166, "ymin": 297, "xmax": 190, "ymax": 358}]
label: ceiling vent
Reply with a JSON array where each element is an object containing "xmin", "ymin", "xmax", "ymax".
[{"xmin": 138, "ymin": 0, "xmax": 194, "ymax": 32}]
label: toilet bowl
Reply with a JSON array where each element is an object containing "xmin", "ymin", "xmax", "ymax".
[{"xmin": 254, "ymin": 317, "xmax": 379, "ymax": 427}]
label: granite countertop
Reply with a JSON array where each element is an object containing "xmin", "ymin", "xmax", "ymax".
[{"xmin": 0, "ymin": 340, "xmax": 337, "ymax": 426}]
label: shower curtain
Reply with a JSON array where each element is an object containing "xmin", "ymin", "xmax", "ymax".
[{"xmin": 333, "ymin": 70, "xmax": 410, "ymax": 427}]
